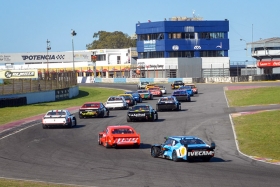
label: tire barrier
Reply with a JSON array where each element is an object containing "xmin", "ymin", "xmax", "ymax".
[{"xmin": 0, "ymin": 97, "xmax": 27, "ymax": 108}]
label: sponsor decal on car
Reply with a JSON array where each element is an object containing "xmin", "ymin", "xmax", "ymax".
[
  {"xmin": 114, "ymin": 138, "xmax": 138, "ymax": 143},
  {"xmin": 188, "ymin": 150, "xmax": 214, "ymax": 156},
  {"xmin": 129, "ymin": 113, "xmax": 146, "ymax": 117}
]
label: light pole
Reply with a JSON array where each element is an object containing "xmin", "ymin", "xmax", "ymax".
[
  {"xmin": 71, "ymin": 29, "xmax": 77, "ymax": 71},
  {"xmin": 46, "ymin": 39, "xmax": 51, "ymax": 72}
]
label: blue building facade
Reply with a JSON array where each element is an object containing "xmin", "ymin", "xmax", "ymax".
[{"xmin": 135, "ymin": 17, "xmax": 230, "ymax": 78}]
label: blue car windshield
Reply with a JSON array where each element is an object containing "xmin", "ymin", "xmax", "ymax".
[
  {"xmin": 180, "ymin": 138, "xmax": 205, "ymax": 145},
  {"xmin": 173, "ymin": 91, "xmax": 186, "ymax": 95}
]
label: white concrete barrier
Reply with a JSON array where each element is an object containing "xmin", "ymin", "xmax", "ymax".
[{"xmin": 154, "ymin": 78, "xmax": 168, "ymax": 83}]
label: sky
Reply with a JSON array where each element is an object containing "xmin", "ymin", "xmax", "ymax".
[{"xmin": 0, "ymin": 0, "xmax": 279, "ymax": 65}]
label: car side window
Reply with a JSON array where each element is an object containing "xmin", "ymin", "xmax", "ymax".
[{"xmin": 165, "ymin": 138, "xmax": 172, "ymax": 145}]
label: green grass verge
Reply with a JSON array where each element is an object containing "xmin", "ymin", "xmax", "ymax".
[
  {"xmin": 233, "ymin": 110, "xmax": 280, "ymax": 160},
  {"xmin": 0, "ymin": 178, "xmax": 74, "ymax": 187},
  {"xmin": 225, "ymin": 86, "xmax": 280, "ymax": 107},
  {"xmin": 226, "ymin": 86, "xmax": 280, "ymax": 160},
  {"xmin": 0, "ymin": 86, "xmax": 125, "ymax": 125}
]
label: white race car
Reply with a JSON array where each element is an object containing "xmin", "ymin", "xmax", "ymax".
[
  {"xmin": 157, "ymin": 85, "xmax": 167, "ymax": 94},
  {"xmin": 42, "ymin": 109, "xmax": 77, "ymax": 129},
  {"xmin": 105, "ymin": 96, "xmax": 128, "ymax": 110},
  {"xmin": 137, "ymin": 81, "xmax": 150, "ymax": 89}
]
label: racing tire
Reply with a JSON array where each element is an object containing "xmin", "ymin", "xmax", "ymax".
[
  {"xmin": 156, "ymin": 105, "xmax": 160, "ymax": 112},
  {"xmin": 105, "ymin": 142, "xmax": 110, "ymax": 148},
  {"xmin": 172, "ymin": 150, "xmax": 179, "ymax": 162},
  {"xmin": 42, "ymin": 124, "xmax": 47, "ymax": 129},
  {"xmin": 134, "ymin": 144, "xmax": 140, "ymax": 149},
  {"xmin": 106, "ymin": 110, "xmax": 110, "ymax": 117},
  {"xmin": 67, "ymin": 120, "xmax": 72, "ymax": 128},
  {"xmin": 150, "ymin": 95, "xmax": 153, "ymax": 100},
  {"xmin": 127, "ymin": 116, "xmax": 131, "ymax": 122},
  {"xmin": 149, "ymin": 113, "xmax": 155, "ymax": 121},
  {"xmin": 74, "ymin": 119, "xmax": 77, "ymax": 126},
  {"xmin": 98, "ymin": 136, "xmax": 102, "ymax": 145},
  {"xmin": 176, "ymin": 104, "xmax": 181, "ymax": 111},
  {"xmin": 155, "ymin": 113, "xmax": 158, "ymax": 120},
  {"xmin": 151, "ymin": 146, "xmax": 161, "ymax": 158},
  {"xmin": 139, "ymin": 98, "xmax": 142, "ymax": 103}
]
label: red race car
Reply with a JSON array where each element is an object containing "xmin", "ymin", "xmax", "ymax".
[
  {"xmin": 98, "ymin": 125, "xmax": 141, "ymax": 148},
  {"xmin": 148, "ymin": 87, "xmax": 162, "ymax": 97}
]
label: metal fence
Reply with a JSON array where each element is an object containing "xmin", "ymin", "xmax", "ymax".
[{"xmin": 0, "ymin": 71, "xmax": 77, "ymax": 95}]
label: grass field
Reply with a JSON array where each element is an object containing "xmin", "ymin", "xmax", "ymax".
[
  {"xmin": 225, "ymin": 86, "xmax": 280, "ymax": 160},
  {"xmin": 0, "ymin": 86, "xmax": 125, "ymax": 125},
  {"xmin": 0, "ymin": 178, "xmax": 75, "ymax": 187},
  {"xmin": 225, "ymin": 86, "xmax": 280, "ymax": 107}
]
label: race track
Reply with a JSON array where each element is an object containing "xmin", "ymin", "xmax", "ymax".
[{"xmin": 0, "ymin": 82, "xmax": 280, "ymax": 187}]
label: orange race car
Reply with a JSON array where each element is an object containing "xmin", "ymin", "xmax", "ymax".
[
  {"xmin": 148, "ymin": 87, "xmax": 162, "ymax": 97},
  {"xmin": 98, "ymin": 125, "xmax": 141, "ymax": 148}
]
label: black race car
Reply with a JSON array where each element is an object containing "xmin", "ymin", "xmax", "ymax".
[
  {"xmin": 171, "ymin": 80, "xmax": 185, "ymax": 89},
  {"xmin": 156, "ymin": 96, "xmax": 181, "ymax": 111},
  {"xmin": 127, "ymin": 104, "xmax": 158, "ymax": 122}
]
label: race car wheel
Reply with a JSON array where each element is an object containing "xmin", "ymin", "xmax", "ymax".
[
  {"xmin": 98, "ymin": 136, "xmax": 102, "ymax": 145},
  {"xmin": 127, "ymin": 116, "xmax": 131, "ymax": 122},
  {"xmin": 172, "ymin": 150, "xmax": 179, "ymax": 162},
  {"xmin": 155, "ymin": 113, "xmax": 158, "ymax": 120},
  {"xmin": 139, "ymin": 98, "xmax": 142, "ymax": 103},
  {"xmin": 105, "ymin": 142, "xmax": 110, "ymax": 148},
  {"xmin": 150, "ymin": 95, "xmax": 153, "ymax": 100},
  {"xmin": 106, "ymin": 110, "xmax": 110, "ymax": 117},
  {"xmin": 156, "ymin": 105, "xmax": 160, "ymax": 112},
  {"xmin": 42, "ymin": 124, "xmax": 47, "ymax": 129},
  {"xmin": 74, "ymin": 119, "xmax": 77, "ymax": 126},
  {"xmin": 176, "ymin": 104, "xmax": 181, "ymax": 111},
  {"xmin": 134, "ymin": 144, "xmax": 140, "ymax": 148},
  {"xmin": 67, "ymin": 120, "xmax": 72, "ymax": 128},
  {"xmin": 151, "ymin": 146, "xmax": 161, "ymax": 158}
]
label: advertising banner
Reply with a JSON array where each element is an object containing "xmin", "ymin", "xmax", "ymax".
[
  {"xmin": 257, "ymin": 60, "xmax": 280, "ymax": 67},
  {"xmin": 0, "ymin": 69, "xmax": 38, "ymax": 79}
]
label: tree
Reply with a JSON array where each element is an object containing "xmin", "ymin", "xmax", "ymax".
[{"xmin": 86, "ymin": 31, "xmax": 136, "ymax": 49}]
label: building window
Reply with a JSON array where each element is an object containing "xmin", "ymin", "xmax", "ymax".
[
  {"xmin": 139, "ymin": 51, "xmax": 164, "ymax": 59},
  {"xmin": 169, "ymin": 51, "xmax": 194, "ymax": 57},
  {"xmin": 200, "ymin": 50, "xmax": 224, "ymax": 57},
  {"xmin": 200, "ymin": 32, "xmax": 224, "ymax": 39},
  {"xmin": 168, "ymin": 32, "xmax": 194, "ymax": 39},
  {"xmin": 138, "ymin": 33, "xmax": 164, "ymax": 41}
]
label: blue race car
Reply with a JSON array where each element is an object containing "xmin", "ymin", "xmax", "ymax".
[
  {"xmin": 178, "ymin": 86, "xmax": 194, "ymax": 96},
  {"xmin": 151, "ymin": 136, "xmax": 215, "ymax": 162},
  {"xmin": 172, "ymin": 90, "xmax": 191, "ymax": 102},
  {"xmin": 125, "ymin": 91, "xmax": 143, "ymax": 103}
]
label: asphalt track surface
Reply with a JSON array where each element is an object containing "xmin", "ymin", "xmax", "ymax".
[{"xmin": 0, "ymin": 82, "xmax": 280, "ymax": 187}]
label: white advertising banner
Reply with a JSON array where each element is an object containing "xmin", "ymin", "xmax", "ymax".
[
  {"xmin": 0, "ymin": 69, "xmax": 38, "ymax": 79},
  {"xmin": 0, "ymin": 52, "xmax": 92, "ymax": 63}
]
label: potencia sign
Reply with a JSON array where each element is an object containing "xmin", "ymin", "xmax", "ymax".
[{"xmin": 257, "ymin": 61, "xmax": 280, "ymax": 67}]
